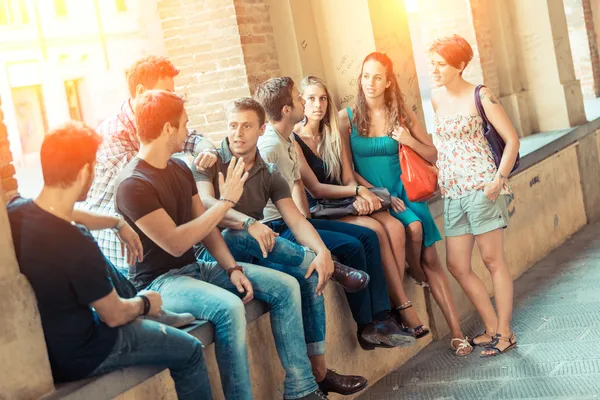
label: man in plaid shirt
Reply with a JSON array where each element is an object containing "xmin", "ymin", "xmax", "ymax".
[{"xmin": 80, "ymin": 56, "xmax": 217, "ymax": 272}]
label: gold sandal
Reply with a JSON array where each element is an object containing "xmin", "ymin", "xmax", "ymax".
[{"xmin": 450, "ymin": 337, "xmax": 473, "ymax": 356}]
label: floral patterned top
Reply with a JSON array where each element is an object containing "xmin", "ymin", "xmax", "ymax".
[{"xmin": 433, "ymin": 114, "xmax": 511, "ymax": 199}]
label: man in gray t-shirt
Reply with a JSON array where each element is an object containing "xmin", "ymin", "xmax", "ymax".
[{"xmin": 195, "ymin": 97, "xmax": 370, "ymax": 397}]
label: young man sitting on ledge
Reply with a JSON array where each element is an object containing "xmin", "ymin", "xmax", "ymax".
[
  {"xmin": 7, "ymin": 122, "xmax": 207, "ymax": 399},
  {"xmin": 195, "ymin": 97, "xmax": 369, "ymax": 396},
  {"xmin": 114, "ymin": 89, "xmax": 328, "ymax": 399}
]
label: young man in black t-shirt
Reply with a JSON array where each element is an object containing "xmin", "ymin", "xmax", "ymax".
[
  {"xmin": 114, "ymin": 90, "xmax": 326, "ymax": 400},
  {"xmin": 7, "ymin": 122, "xmax": 209, "ymax": 398}
]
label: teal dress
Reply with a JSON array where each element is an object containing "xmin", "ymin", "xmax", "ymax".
[{"xmin": 347, "ymin": 108, "xmax": 442, "ymax": 248}]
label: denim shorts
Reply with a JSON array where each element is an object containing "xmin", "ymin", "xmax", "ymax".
[{"xmin": 443, "ymin": 190, "xmax": 509, "ymax": 237}]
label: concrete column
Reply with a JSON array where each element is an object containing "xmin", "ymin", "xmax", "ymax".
[
  {"xmin": 510, "ymin": 0, "xmax": 587, "ymax": 131},
  {"xmin": 487, "ymin": 0, "xmax": 533, "ymax": 137},
  {"xmin": 0, "ymin": 180, "xmax": 54, "ymax": 398},
  {"xmin": 583, "ymin": 0, "xmax": 600, "ymax": 97}
]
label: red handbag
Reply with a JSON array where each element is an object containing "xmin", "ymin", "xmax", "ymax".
[{"xmin": 399, "ymin": 145, "xmax": 439, "ymax": 202}]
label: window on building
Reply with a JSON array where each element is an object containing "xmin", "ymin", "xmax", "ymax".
[
  {"xmin": 64, "ymin": 80, "xmax": 83, "ymax": 121},
  {"xmin": 115, "ymin": 0, "xmax": 127, "ymax": 12},
  {"xmin": 19, "ymin": 0, "xmax": 28, "ymax": 23},
  {"xmin": 0, "ymin": 0, "xmax": 28, "ymax": 24},
  {"xmin": 54, "ymin": 0, "xmax": 67, "ymax": 17},
  {"xmin": 0, "ymin": 0, "xmax": 11, "ymax": 25}
]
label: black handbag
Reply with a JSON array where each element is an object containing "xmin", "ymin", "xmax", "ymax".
[
  {"xmin": 474, "ymin": 85, "xmax": 520, "ymax": 172},
  {"xmin": 310, "ymin": 187, "xmax": 392, "ymax": 219}
]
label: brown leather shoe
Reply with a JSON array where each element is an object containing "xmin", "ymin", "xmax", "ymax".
[
  {"xmin": 317, "ymin": 369, "xmax": 367, "ymax": 396},
  {"xmin": 358, "ymin": 318, "xmax": 416, "ymax": 350},
  {"xmin": 331, "ymin": 261, "xmax": 369, "ymax": 293}
]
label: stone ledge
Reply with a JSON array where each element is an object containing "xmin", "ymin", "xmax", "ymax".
[{"xmin": 40, "ymin": 300, "xmax": 270, "ymax": 400}]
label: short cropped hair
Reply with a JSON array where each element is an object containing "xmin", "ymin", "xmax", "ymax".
[
  {"xmin": 135, "ymin": 90, "xmax": 185, "ymax": 144},
  {"xmin": 40, "ymin": 121, "xmax": 102, "ymax": 187},
  {"xmin": 226, "ymin": 97, "xmax": 266, "ymax": 126},
  {"xmin": 126, "ymin": 55, "xmax": 179, "ymax": 98},
  {"xmin": 253, "ymin": 77, "xmax": 294, "ymax": 122},
  {"xmin": 429, "ymin": 34, "xmax": 474, "ymax": 74}
]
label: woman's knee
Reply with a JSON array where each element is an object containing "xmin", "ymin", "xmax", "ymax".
[
  {"xmin": 446, "ymin": 258, "xmax": 470, "ymax": 279},
  {"xmin": 406, "ymin": 221, "xmax": 424, "ymax": 244},
  {"xmin": 480, "ymin": 252, "xmax": 505, "ymax": 273}
]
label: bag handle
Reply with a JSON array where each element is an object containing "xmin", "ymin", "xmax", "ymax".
[{"xmin": 474, "ymin": 84, "xmax": 490, "ymax": 132}]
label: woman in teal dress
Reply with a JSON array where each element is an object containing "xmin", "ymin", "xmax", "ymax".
[{"xmin": 339, "ymin": 52, "xmax": 472, "ymax": 356}]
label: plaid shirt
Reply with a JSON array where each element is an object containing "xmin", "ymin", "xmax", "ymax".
[{"xmin": 79, "ymin": 100, "xmax": 210, "ymax": 271}]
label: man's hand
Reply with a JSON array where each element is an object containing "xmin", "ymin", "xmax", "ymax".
[
  {"xmin": 304, "ymin": 250, "xmax": 334, "ymax": 296},
  {"xmin": 116, "ymin": 222, "xmax": 143, "ymax": 266},
  {"xmin": 194, "ymin": 150, "xmax": 219, "ymax": 171},
  {"xmin": 137, "ymin": 290, "xmax": 162, "ymax": 317},
  {"xmin": 248, "ymin": 222, "xmax": 279, "ymax": 258},
  {"xmin": 218, "ymin": 157, "xmax": 249, "ymax": 204},
  {"xmin": 229, "ymin": 270, "xmax": 254, "ymax": 304}
]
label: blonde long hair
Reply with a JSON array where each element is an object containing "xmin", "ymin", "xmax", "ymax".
[{"xmin": 299, "ymin": 76, "xmax": 343, "ymax": 183}]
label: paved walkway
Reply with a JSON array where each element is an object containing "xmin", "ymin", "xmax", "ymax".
[{"xmin": 358, "ymin": 222, "xmax": 600, "ymax": 400}]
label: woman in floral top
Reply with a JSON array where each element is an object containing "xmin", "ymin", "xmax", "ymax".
[{"xmin": 430, "ymin": 35, "xmax": 520, "ymax": 356}]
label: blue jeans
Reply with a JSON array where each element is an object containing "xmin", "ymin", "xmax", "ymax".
[
  {"xmin": 91, "ymin": 261, "xmax": 210, "ymax": 399},
  {"xmin": 90, "ymin": 319, "xmax": 210, "ymax": 400},
  {"xmin": 199, "ymin": 229, "xmax": 326, "ymax": 357},
  {"xmin": 268, "ymin": 218, "xmax": 391, "ymax": 325},
  {"xmin": 146, "ymin": 261, "xmax": 318, "ymax": 400}
]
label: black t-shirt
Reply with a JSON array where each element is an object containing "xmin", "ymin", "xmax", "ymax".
[
  {"xmin": 115, "ymin": 157, "xmax": 197, "ymax": 289},
  {"xmin": 294, "ymin": 133, "xmax": 342, "ymax": 208},
  {"xmin": 7, "ymin": 197, "xmax": 118, "ymax": 383}
]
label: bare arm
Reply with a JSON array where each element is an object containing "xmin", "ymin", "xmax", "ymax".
[
  {"xmin": 292, "ymin": 179, "xmax": 311, "ymax": 217},
  {"xmin": 197, "ymin": 181, "xmax": 249, "ymax": 230},
  {"xmin": 276, "ymin": 197, "xmax": 333, "ymax": 295},
  {"xmin": 339, "ymin": 108, "xmax": 377, "ymax": 188},
  {"xmin": 402, "ymin": 109, "xmax": 437, "ymax": 164},
  {"xmin": 295, "ymin": 141, "xmax": 356, "ymax": 199},
  {"xmin": 134, "ymin": 195, "xmax": 233, "ymax": 257},
  {"xmin": 192, "ymin": 189, "xmax": 255, "ymax": 303},
  {"xmin": 91, "ymin": 289, "xmax": 162, "ymax": 327},
  {"xmin": 71, "ymin": 210, "xmax": 120, "ymax": 231},
  {"xmin": 480, "ymin": 87, "xmax": 520, "ymax": 177}
]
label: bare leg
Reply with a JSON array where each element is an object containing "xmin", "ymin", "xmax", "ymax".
[
  {"xmin": 476, "ymin": 229, "xmax": 514, "ymax": 355},
  {"xmin": 368, "ymin": 212, "xmax": 423, "ymax": 328},
  {"xmin": 339, "ymin": 213, "xmax": 423, "ymax": 328},
  {"xmin": 309, "ymin": 354, "xmax": 327, "ymax": 381},
  {"xmin": 404, "ymin": 221, "xmax": 428, "ymax": 283},
  {"xmin": 421, "ymin": 245, "xmax": 464, "ymax": 339},
  {"xmin": 446, "ymin": 234, "xmax": 498, "ymax": 342}
]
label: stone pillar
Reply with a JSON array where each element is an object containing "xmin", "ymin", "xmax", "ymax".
[
  {"xmin": 415, "ymin": 0, "xmax": 486, "ymax": 94},
  {"xmin": 583, "ymin": 0, "xmax": 600, "ymax": 97},
  {"xmin": 510, "ymin": 0, "xmax": 587, "ymax": 131},
  {"xmin": 486, "ymin": 0, "xmax": 533, "ymax": 136},
  {"xmin": 157, "ymin": 0, "xmax": 281, "ymax": 143},
  {"xmin": 0, "ymin": 96, "xmax": 18, "ymax": 203},
  {"xmin": 0, "ymin": 178, "xmax": 53, "ymax": 397},
  {"xmin": 564, "ymin": 0, "xmax": 600, "ymax": 99}
]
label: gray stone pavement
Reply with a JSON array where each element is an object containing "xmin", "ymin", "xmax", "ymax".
[{"xmin": 358, "ymin": 222, "xmax": 600, "ymax": 400}]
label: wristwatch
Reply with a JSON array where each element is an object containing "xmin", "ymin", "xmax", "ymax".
[
  {"xmin": 112, "ymin": 215, "xmax": 126, "ymax": 233},
  {"xmin": 242, "ymin": 216, "xmax": 257, "ymax": 229},
  {"xmin": 226, "ymin": 265, "xmax": 245, "ymax": 277}
]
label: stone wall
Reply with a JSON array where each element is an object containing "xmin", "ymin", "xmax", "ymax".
[{"xmin": 0, "ymin": 97, "xmax": 18, "ymax": 203}]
